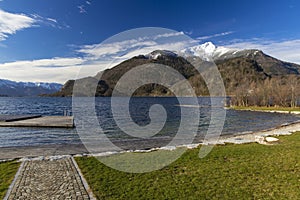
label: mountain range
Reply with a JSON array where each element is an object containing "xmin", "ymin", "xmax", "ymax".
[
  {"xmin": 34, "ymin": 42, "xmax": 300, "ymax": 97},
  {"xmin": 0, "ymin": 79, "xmax": 62, "ymax": 97}
]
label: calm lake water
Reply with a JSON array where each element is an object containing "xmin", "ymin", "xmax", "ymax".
[{"xmin": 0, "ymin": 97, "xmax": 299, "ymax": 148}]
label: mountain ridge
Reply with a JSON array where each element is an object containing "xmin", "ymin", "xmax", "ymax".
[
  {"xmin": 0, "ymin": 79, "xmax": 62, "ymax": 97},
  {"xmin": 49, "ymin": 42, "xmax": 300, "ymax": 98}
]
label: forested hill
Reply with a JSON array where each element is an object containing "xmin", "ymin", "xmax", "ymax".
[{"xmin": 50, "ymin": 44, "xmax": 300, "ymax": 107}]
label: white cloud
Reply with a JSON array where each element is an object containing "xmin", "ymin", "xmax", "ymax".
[
  {"xmin": 0, "ymin": 56, "xmax": 126, "ymax": 83},
  {"xmin": 0, "ymin": 9, "xmax": 35, "ymax": 41},
  {"xmin": 0, "ymin": 10, "xmax": 61, "ymax": 42},
  {"xmin": 0, "ymin": 30, "xmax": 196, "ymax": 83},
  {"xmin": 0, "ymin": 60, "xmax": 125, "ymax": 84},
  {"xmin": 78, "ymin": 39, "xmax": 158, "ymax": 59},
  {"xmin": 153, "ymin": 31, "xmax": 185, "ymax": 40},
  {"xmin": 77, "ymin": 32, "xmax": 194, "ymax": 60},
  {"xmin": 224, "ymin": 39, "xmax": 300, "ymax": 64},
  {"xmin": 46, "ymin": 18, "xmax": 57, "ymax": 23},
  {"xmin": 2, "ymin": 24, "xmax": 300, "ymax": 84},
  {"xmin": 0, "ymin": 58, "xmax": 85, "ymax": 83},
  {"xmin": 197, "ymin": 31, "xmax": 234, "ymax": 41},
  {"xmin": 113, "ymin": 41, "xmax": 192, "ymax": 60},
  {"xmin": 78, "ymin": 5, "xmax": 87, "ymax": 13},
  {"xmin": 30, "ymin": 14, "xmax": 62, "ymax": 29},
  {"xmin": 0, "ymin": 57, "xmax": 84, "ymax": 68}
]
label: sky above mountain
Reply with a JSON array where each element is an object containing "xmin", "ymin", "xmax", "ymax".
[{"xmin": 0, "ymin": 0, "xmax": 300, "ymax": 83}]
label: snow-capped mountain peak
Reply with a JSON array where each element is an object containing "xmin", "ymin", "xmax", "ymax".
[
  {"xmin": 199, "ymin": 42, "xmax": 216, "ymax": 55},
  {"xmin": 182, "ymin": 42, "xmax": 241, "ymax": 59}
]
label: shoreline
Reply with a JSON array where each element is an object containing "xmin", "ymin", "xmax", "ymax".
[
  {"xmin": 216, "ymin": 120, "xmax": 300, "ymax": 144},
  {"xmin": 227, "ymin": 106, "xmax": 300, "ymax": 114},
  {"xmin": 1, "ymin": 119, "xmax": 300, "ymax": 162},
  {"xmin": 87, "ymin": 120, "xmax": 300, "ymax": 157},
  {"xmin": 0, "ymin": 144, "xmax": 88, "ymax": 161}
]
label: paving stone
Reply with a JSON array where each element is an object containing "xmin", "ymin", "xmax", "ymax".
[{"xmin": 7, "ymin": 158, "xmax": 90, "ymax": 200}]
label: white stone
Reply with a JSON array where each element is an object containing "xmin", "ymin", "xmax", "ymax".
[
  {"xmin": 255, "ymin": 136, "xmax": 265, "ymax": 144},
  {"xmin": 265, "ymin": 137, "xmax": 279, "ymax": 142}
]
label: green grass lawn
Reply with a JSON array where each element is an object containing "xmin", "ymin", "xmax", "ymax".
[
  {"xmin": 231, "ymin": 106, "xmax": 300, "ymax": 112},
  {"xmin": 76, "ymin": 132, "xmax": 300, "ymax": 199},
  {"xmin": 0, "ymin": 160, "xmax": 20, "ymax": 199}
]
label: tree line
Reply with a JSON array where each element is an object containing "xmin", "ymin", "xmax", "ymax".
[{"xmin": 230, "ymin": 75, "xmax": 300, "ymax": 107}]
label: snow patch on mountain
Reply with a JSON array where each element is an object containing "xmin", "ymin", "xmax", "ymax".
[
  {"xmin": 145, "ymin": 50, "xmax": 178, "ymax": 59},
  {"xmin": 0, "ymin": 79, "xmax": 62, "ymax": 96},
  {"xmin": 180, "ymin": 42, "xmax": 242, "ymax": 61},
  {"xmin": 0, "ymin": 79, "xmax": 62, "ymax": 90},
  {"xmin": 143, "ymin": 43, "xmax": 248, "ymax": 61}
]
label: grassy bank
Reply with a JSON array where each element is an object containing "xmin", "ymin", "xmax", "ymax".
[
  {"xmin": 0, "ymin": 161, "xmax": 20, "ymax": 199},
  {"xmin": 230, "ymin": 106, "xmax": 300, "ymax": 112},
  {"xmin": 76, "ymin": 132, "xmax": 300, "ymax": 199}
]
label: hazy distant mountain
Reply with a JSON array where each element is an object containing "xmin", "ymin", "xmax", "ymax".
[
  {"xmin": 51, "ymin": 42, "xmax": 300, "ymax": 97},
  {"xmin": 0, "ymin": 79, "xmax": 62, "ymax": 97}
]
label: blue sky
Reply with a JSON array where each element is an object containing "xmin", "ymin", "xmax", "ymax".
[{"xmin": 0, "ymin": 0, "xmax": 300, "ymax": 83}]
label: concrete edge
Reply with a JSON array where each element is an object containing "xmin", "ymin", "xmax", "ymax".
[
  {"xmin": 71, "ymin": 157, "xmax": 97, "ymax": 200},
  {"xmin": 4, "ymin": 115, "xmax": 42, "ymax": 122},
  {"xmin": 0, "ymin": 116, "xmax": 74, "ymax": 128},
  {"xmin": 3, "ymin": 160, "xmax": 25, "ymax": 200}
]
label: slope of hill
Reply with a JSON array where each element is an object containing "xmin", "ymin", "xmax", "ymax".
[{"xmin": 51, "ymin": 43, "xmax": 300, "ymax": 98}]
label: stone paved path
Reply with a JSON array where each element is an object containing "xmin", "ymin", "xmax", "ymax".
[{"xmin": 7, "ymin": 157, "xmax": 91, "ymax": 200}]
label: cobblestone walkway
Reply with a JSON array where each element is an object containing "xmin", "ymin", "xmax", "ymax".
[{"xmin": 7, "ymin": 157, "xmax": 91, "ymax": 200}]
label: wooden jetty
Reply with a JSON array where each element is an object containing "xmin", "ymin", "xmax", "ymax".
[{"xmin": 0, "ymin": 115, "xmax": 74, "ymax": 128}]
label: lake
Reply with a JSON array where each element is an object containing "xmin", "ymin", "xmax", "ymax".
[{"xmin": 0, "ymin": 97, "xmax": 299, "ymax": 149}]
